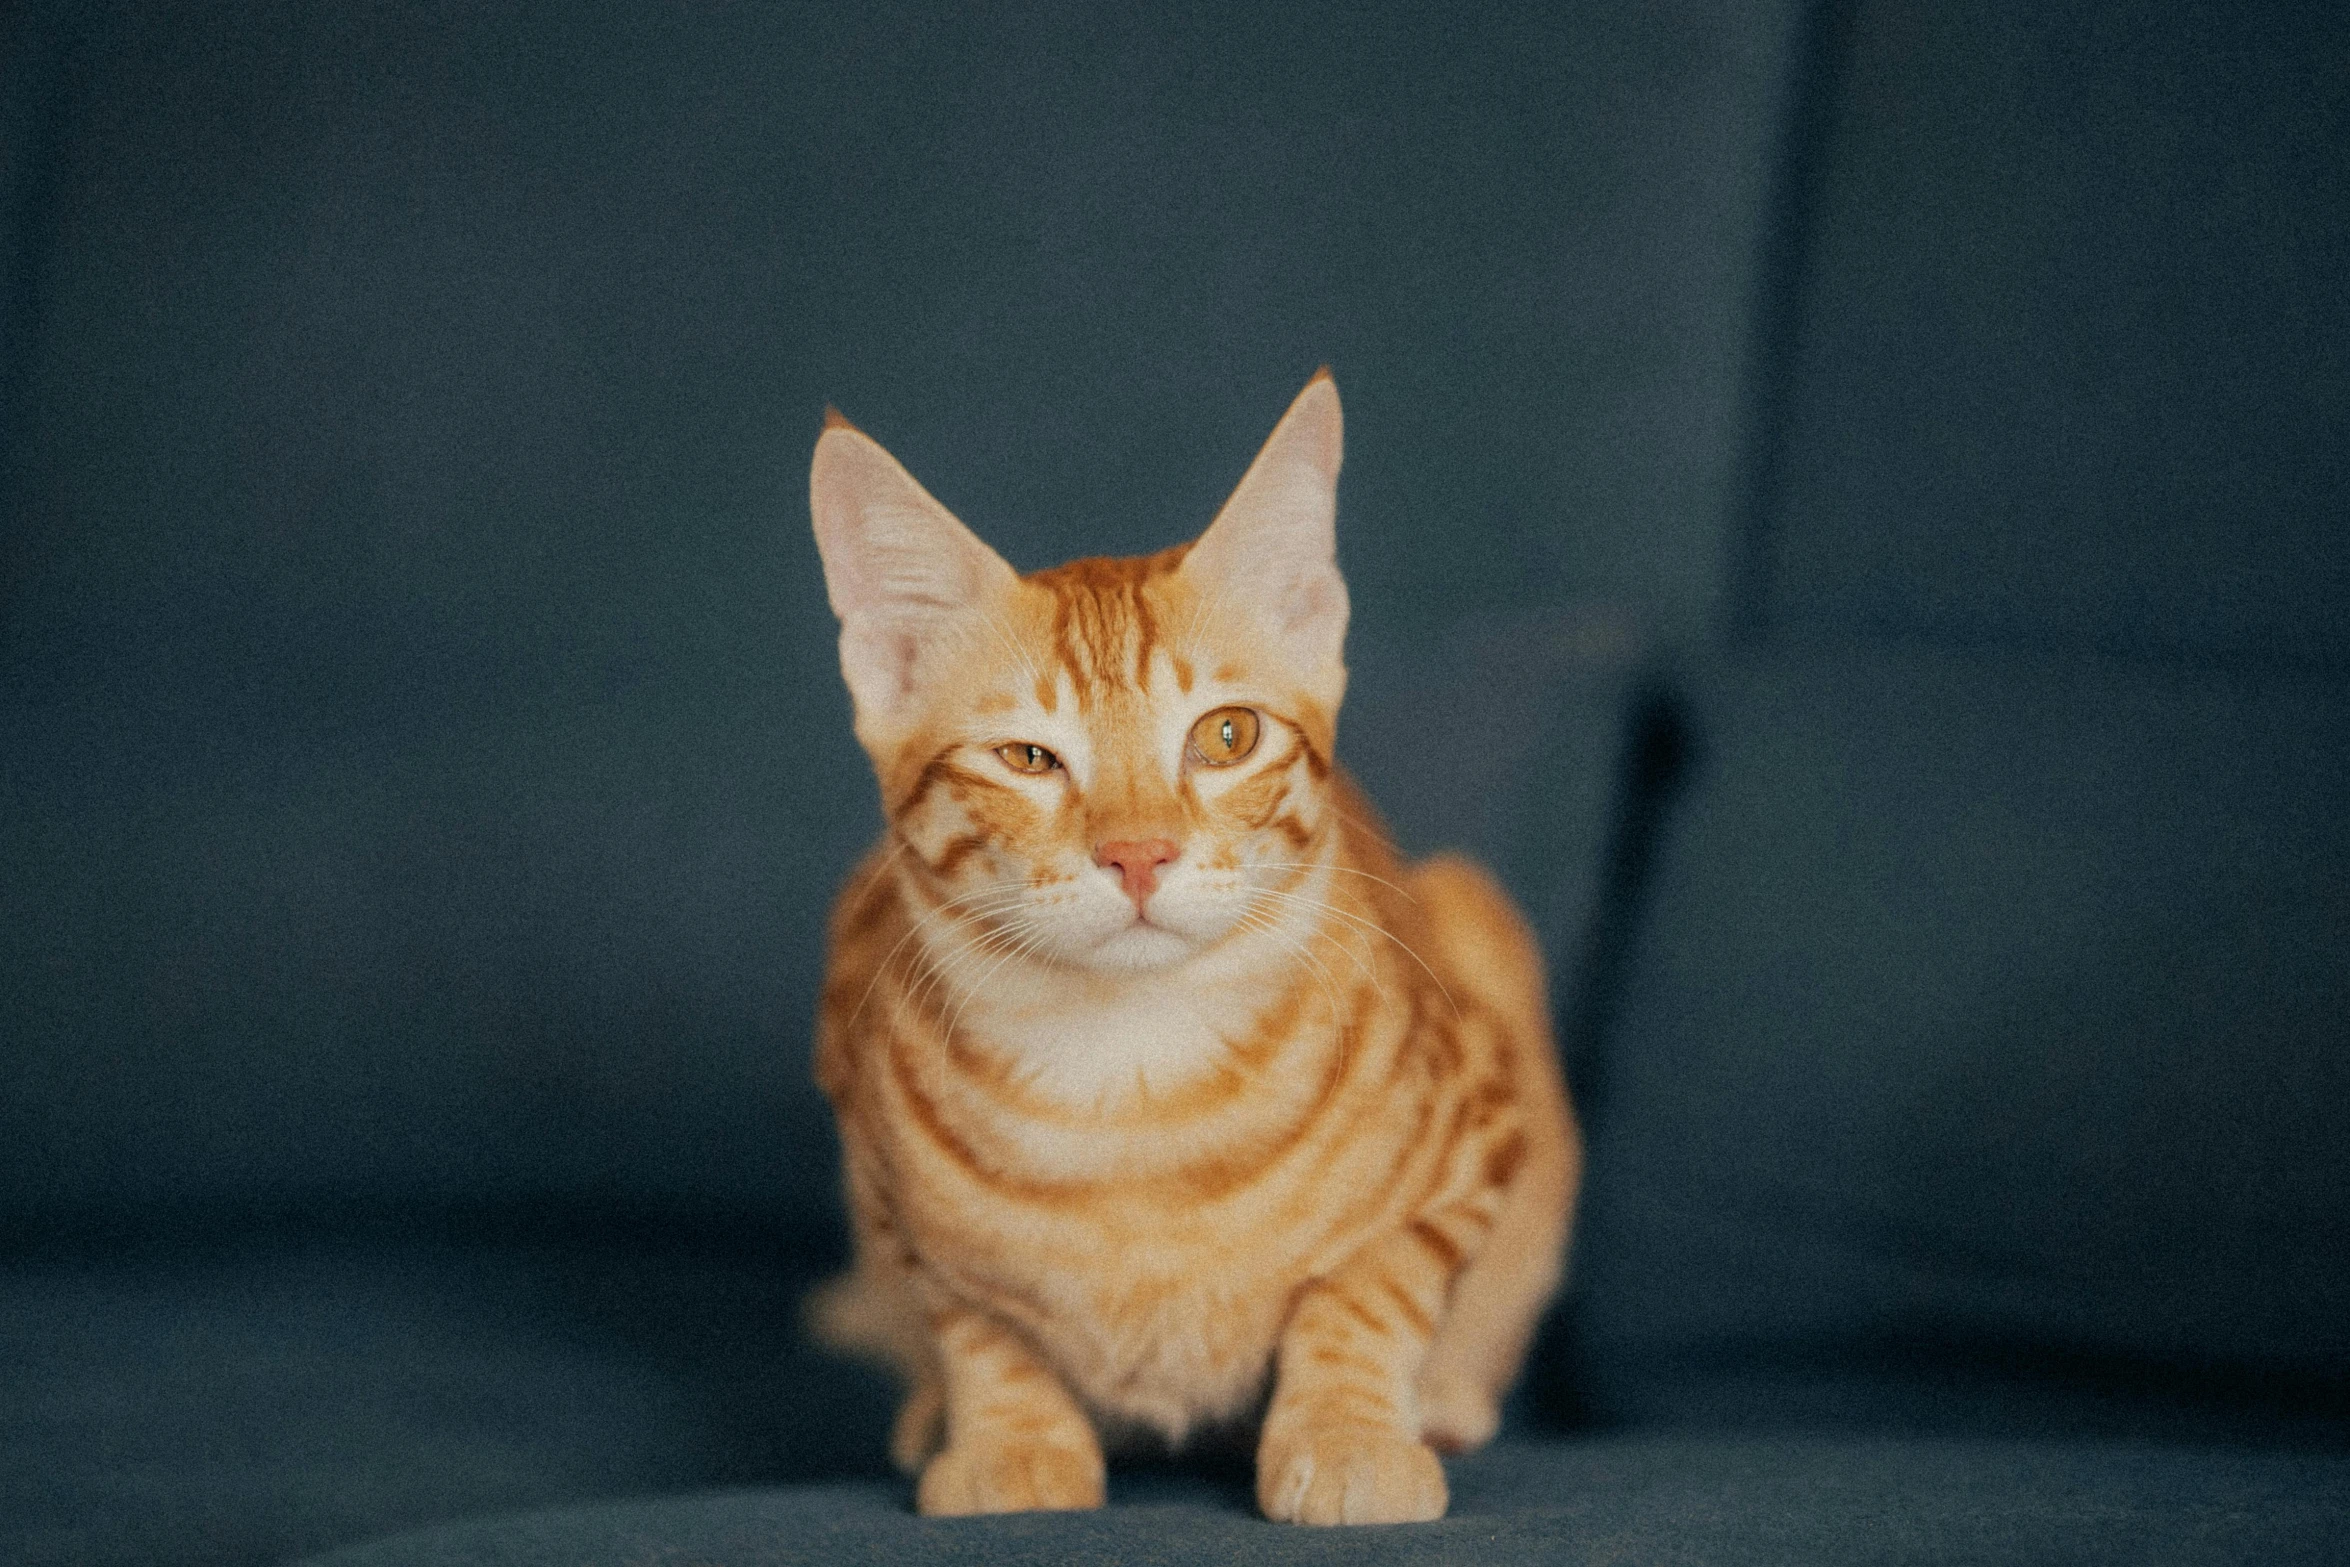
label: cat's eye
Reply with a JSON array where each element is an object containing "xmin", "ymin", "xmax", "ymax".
[
  {"xmin": 1188, "ymin": 707, "xmax": 1261, "ymax": 766},
  {"xmin": 994, "ymin": 742, "xmax": 1060, "ymax": 775}
]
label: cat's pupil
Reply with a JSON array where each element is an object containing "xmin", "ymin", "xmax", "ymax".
[{"xmin": 1219, "ymin": 719, "xmax": 1234, "ymax": 751}]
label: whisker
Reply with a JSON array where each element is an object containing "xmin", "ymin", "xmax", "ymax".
[
  {"xmin": 1176, "ymin": 580, "xmax": 1212, "ymax": 663},
  {"xmin": 942, "ymin": 917, "xmax": 1060, "ymax": 1046},
  {"xmin": 1238, "ymin": 907, "xmax": 1357, "ymax": 1079},
  {"xmin": 925, "ymin": 606, "xmax": 1043, "ymax": 697},
  {"xmin": 978, "ymin": 608, "xmax": 1044, "ymax": 692},
  {"xmin": 903, "ymin": 905, "xmax": 1041, "ymax": 1018},
  {"xmin": 1179, "ymin": 574, "xmax": 1241, "ymax": 669},
  {"xmin": 844, "ymin": 878, "xmax": 1034, "ymax": 1032},
  {"xmin": 1250, "ymin": 861, "xmax": 1422, "ymax": 904},
  {"xmin": 860, "ymin": 911, "xmax": 1024, "ymax": 1033},
  {"xmin": 902, "ymin": 918, "xmax": 1020, "ymax": 1019},
  {"xmin": 1245, "ymin": 884, "xmax": 1460, "ymax": 1019},
  {"xmin": 1233, "ymin": 906, "xmax": 1348, "ymax": 1026},
  {"xmin": 932, "ymin": 615, "xmax": 1003, "ymax": 677},
  {"xmin": 1243, "ymin": 890, "xmax": 1384, "ymax": 997}
]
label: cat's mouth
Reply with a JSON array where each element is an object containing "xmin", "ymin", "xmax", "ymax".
[{"xmin": 1085, "ymin": 911, "xmax": 1197, "ymax": 972}]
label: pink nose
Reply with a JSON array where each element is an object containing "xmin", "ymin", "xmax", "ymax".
[{"xmin": 1093, "ymin": 838, "xmax": 1179, "ymax": 903}]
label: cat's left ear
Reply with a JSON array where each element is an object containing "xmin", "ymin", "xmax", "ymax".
[
  {"xmin": 810, "ymin": 411, "xmax": 1019, "ymax": 745},
  {"xmin": 1182, "ymin": 371, "xmax": 1349, "ymax": 694}
]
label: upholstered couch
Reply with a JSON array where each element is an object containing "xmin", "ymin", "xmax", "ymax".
[{"xmin": 4, "ymin": 2, "xmax": 2343, "ymax": 1563}]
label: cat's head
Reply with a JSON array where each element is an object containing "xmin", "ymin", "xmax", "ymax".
[{"xmin": 810, "ymin": 373, "xmax": 1349, "ymax": 976}]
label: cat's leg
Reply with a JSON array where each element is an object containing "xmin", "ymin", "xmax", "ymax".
[
  {"xmin": 915, "ymin": 1304, "xmax": 1106, "ymax": 1516},
  {"xmin": 806, "ymin": 1148, "xmax": 950, "ymax": 1473},
  {"xmin": 806, "ymin": 1259, "xmax": 945, "ymax": 1472},
  {"xmin": 1257, "ymin": 1210, "xmax": 1491, "ymax": 1525},
  {"xmin": 1404, "ymin": 853, "xmax": 1582, "ymax": 1452},
  {"xmin": 890, "ymin": 1373, "xmax": 947, "ymax": 1474},
  {"xmin": 1411, "ymin": 1027, "xmax": 1579, "ymax": 1451},
  {"xmin": 1411, "ymin": 1113, "xmax": 1575, "ymax": 1451}
]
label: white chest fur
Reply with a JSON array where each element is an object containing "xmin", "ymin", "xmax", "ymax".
[{"xmin": 916, "ymin": 884, "xmax": 1344, "ymax": 1114}]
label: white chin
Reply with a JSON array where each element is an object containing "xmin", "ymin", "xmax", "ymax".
[{"xmin": 1084, "ymin": 922, "xmax": 1196, "ymax": 972}]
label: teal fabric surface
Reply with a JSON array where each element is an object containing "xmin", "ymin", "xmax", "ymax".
[
  {"xmin": 297, "ymin": 1438, "xmax": 2350, "ymax": 1566},
  {"xmin": 1573, "ymin": 648, "xmax": 2350, "ymax": 1405},
  {"xmin": 0, "ymin": 1237, "xmax": 894, "ymax": 1567},
  {"xmin": 1755, "ymin": 0, "xmax": 2350, "ymax": 669},
  {"xmin": 9, "ymin": 1235, "xmax": 2342, "ymax": 1567}
]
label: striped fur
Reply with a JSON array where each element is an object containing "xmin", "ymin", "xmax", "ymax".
[{"xmin": 806, "ymin": 374, "xmax": 1580, "ymax": 1525}]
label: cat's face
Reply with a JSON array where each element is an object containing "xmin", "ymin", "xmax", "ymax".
[
  {"xmin": 856, "ymin": 548, "xmax": 1339, "ymax": 975},
  {"xmin": 811, "ymin": 374, "xmax": 1350, "ymax": 975}
]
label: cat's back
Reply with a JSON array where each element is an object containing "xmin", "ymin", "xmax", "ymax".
[{"xmin": 1327, "ymin": 773, "xmax": 1560, "ymax": 1081}]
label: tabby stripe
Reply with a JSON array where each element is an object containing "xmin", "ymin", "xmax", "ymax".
[
  {"xmin": 1315, "ymin": 1385, "xmax": 1401, "ymax": 1423},
  {"xmin": 1333, "ymin": 1292, "xmax": 1388, "ymax": 1338},
  {"xmin": 1417, "ymin": 1095, "xmax": 1483, "ymax": 1208},
  {"xmin": 1408, "ymin": 1218, "xmax": 1465, "ymax": 1270},
  {"xmin": 894, "ymin": 753, "xmax": 999, "ymax": 818},
  {"xmin": 925, "ymin": 833, "xmax": 986, "ymax": 878},
  {"xmin": 1241, "ymin": 784, "xmax": 1293, "ymax": 833},
  {"xmin": 1271, "ymin": 1056, "xmax": 1435, "ymax": 1242},
  {"xmin": 1425, "ymin": 1015, "xmax": 1467, "ymax": 1074},
  {"xmin": 1221, "ymin": 980, "xmax": 1308, "ymax": 1073},
  {"xmin": 885, "ymin": 1028, "xmax": 1077, "ymax": 1203},
  {"xmin": 1126, "ymin": 573, "xmax": 1162, "ymax": 686},
  {"xmin": 1165, "ymin": 991, "xmax": 1384, "ymax": 1194},
  {"xmin": 1374, "ymin": 1273, "xmax": 1435, "ymax": 1337},
  {"xmin": 889, "ymin": 968, "xmax": 1353, "ymax": 1203},
  {"xmin": 893, "ymin": 754, "xmax": 953, "ymax": 817},
  {"xmin": 928, "ymin": 971, "xmax": 1309, "ymax": 1127},
  {"xmin": 1483, "ymin": 1129, "xmax": 1530, "ymax": 1187},
  {"xmin": 837, "ymin": 869, "xmax": 899, "ymax": 943},
  {"xmin": 1305, "ymin": 1344, "xmax": 1388, "ymax": 1376}
]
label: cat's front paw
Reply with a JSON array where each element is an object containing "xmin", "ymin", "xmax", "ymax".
[
  {"xmin": 916, "ymin": 1437, "xmax": 1106, "ymax": 1516},
  {"xmin": 1257, "ymin": 1424, "xmax": 1448, "ymax": 1525}
]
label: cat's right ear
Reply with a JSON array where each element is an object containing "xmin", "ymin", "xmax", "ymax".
[{"xmin": 810, "ymin": 412, "xmax": 1018, "ymax": 740}]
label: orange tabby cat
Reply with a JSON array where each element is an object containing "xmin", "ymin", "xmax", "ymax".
[{"xmin": 805, "ymin": 371, "xmax": 1579, "ymax": 1526}]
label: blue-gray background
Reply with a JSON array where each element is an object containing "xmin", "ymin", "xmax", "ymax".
[
  {"xmin": 0, "ymin": 0, "xmax": 1800, "ymax": 1230},
  {"xmin": 6, "ymin": 4, "xmax": 2350, "ymax": 1562},
  {"xmin": 3, "ymin": 0, "xmax": 2345, "ymax": 1384}
]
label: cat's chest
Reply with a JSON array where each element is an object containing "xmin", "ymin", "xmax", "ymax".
[
  {"xmin": 874, "ymin": 995, "xmax": 1416, "ymax": 1317},
  {"xmin": 861, "ymin": 961, "xmax": 1430, "ymax": 1432},
  {"xmin": 962, "ymin": 982, "xmax": 1241, "ymax": 1108},
  {"xmin": 876, "ymin": 975, "xmax": 1372, "ymax": 1206}
]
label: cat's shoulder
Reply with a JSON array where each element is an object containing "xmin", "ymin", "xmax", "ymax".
[
  {"xmin": 816, "ymin": 842, "xmax": 916, "ymax": 1091},
  {"xmin": 826, "ymin": 841, "xmax": 908, "ymax": 940}
]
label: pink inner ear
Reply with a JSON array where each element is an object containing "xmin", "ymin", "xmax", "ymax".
[
  {"xmin": 1279, "ymin": 569, "xmax": 1342, "ymax": 634},
  {"xmin": 886, "ymin": 630, "xmax": 921, "ymax": 699},
  {"xmin": 842, "ymin": 619, "xmax": 931, "ymax": 717}
]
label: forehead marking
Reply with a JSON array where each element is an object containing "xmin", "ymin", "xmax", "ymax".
[{"xmin": 1026, "ymin": 547, "xmax": 1188, "ymax": 709}]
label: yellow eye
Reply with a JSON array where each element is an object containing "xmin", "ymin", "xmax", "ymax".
[
  {"xmin": 1188, "ymin": 706, "xmax": 1261, "ymax": 766},
  {"xmin": 993, "ymin": 742, "xmax": 1060, "ymax": 775}
]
